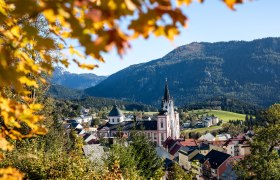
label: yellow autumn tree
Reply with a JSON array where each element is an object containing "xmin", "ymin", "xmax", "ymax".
[{"xmin": 0, "ymin": 0, "xmax": 245, "ymax": 179}]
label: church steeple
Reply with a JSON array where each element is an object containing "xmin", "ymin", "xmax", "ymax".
[{"xmin": 163, "ymin": 78, "xmax": 170, "ymax": 101}]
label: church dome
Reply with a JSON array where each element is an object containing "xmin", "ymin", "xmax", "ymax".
[{"xmin": 108, "ymin": 105, "xmax": 123, "ymax": 117}]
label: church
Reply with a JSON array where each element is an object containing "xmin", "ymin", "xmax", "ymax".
[{"xmin": 98, "ymin": 80, "xmax": 180, "ymax": 146}]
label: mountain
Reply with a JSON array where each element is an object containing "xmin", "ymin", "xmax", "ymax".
[
  {"xmin": 51, "ymin": 66, "xmax": 107, "ymax": 90},
  {"xmin": 85, "ymin": 37, "xmax": 280, "ymax": 107},
  {"xmin": 48, "ymin": 84, "xmax": 157, "ymax": 112},
  {"xmin": 48, "ymin": 84, "xmax": 86, "ymax": 99}
]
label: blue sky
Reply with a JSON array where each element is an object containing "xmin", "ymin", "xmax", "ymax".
[{"xmin": 66, "ymin": 0, "xmax": 280, "ymax": 76}]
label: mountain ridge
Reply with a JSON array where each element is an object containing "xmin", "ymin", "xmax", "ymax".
[
  {"xmin": 84, "ymin": 37, "xmax": 280, "ymax": 107},
  {"xmin": 51, "ymin": 66, "xmax": 107, "ymax": 90}
]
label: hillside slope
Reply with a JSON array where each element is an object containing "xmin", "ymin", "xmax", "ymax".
[
  {"xmin": 85, "ymin": 37, "xmax": 280, "ymax": 107},
  {"xmin": 51, "ymin": 67, "xmax": 107, "ymax": 90}
]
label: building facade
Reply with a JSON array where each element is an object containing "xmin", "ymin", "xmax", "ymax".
[{"xmin": 98, "ymin": 80, "xmax": 180, "ymax": 146}]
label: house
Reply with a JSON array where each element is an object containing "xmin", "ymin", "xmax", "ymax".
[
  {"xmin": 66, "ymin": 119, "xmax": 78, "ymax": 124},
  {"xmin": 215, "ymin": 134, "xmax": 231, "ymax": 141},
  {"xmin": 76, "ymin": 128, "xmax": 86, "ymax": 136},
  {"xmin": 202, "ymin": 116, "xmax": 219, "ymax": 127},
  {"xmin": 80, "ymin": 115, "xmax": 92, "ymax": 123},
  {"xmin": 182, "ymin": 121, "xmax": 191, "ymax": 128},
  {"xmin": 70, "ymin": 122, "xmax": 83, "ymax": 129},
  {"xmin": 83, "ymin": 133, "xmax": 97, "ymax": 144},
  {"xmin": 202, "ymin": 119, "xmax": 212, "ymax": 127},
  {"xmin": 198, "ymin": 133, "xmax": 215, "ymax": 142},
  {"xmin": 223, "ymin": 135, "xmax": 250, "ymax": 156},
  {"xmin": 169, "ymin": 142, "xmax": 183, "ymax": 159},
  {"xmin": 220, "ymin": 156, "xmax": 244, "ymax": 180},
  {"xmin": 200, "ymin": 150, "xmax": 231, "ymax": 179},
  {"xmin": 178, "ymin": 147, "xmax": 205, "ymax": 179},
  {"xmin": 97, "ymin": 80, "xmax": 180, "ymax": 146},
  {"xmin": 179, "ymin": 148, "xmax": 204, "ymax": 169},
  {"xmin": 198, "ymin": 143, "xmax": 211, "ymax": 155},
  {"xmin": 73, "ymin": 117, "xmax": 83, "ymax": 124},
  {"xmin": 209, "ymin": 141, "xmax": 227, "ymax": 153},
  {"xmin": 180, "ymin": 138, "xmax": 198, "ymax": 148}
]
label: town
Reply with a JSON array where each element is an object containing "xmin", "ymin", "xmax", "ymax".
[{"xmin": 63, "ymin": 81, "xmax": 254, "ymax": 179}]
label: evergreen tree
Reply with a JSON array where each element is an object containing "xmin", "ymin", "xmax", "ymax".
[{"xmin": 130, "ymin": 133, "xmax": 164, "ymax": 179}]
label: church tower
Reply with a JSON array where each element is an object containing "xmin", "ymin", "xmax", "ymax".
[{"xmin": 156, "ymin": 80, "xmax": 180, "ymax": 145}]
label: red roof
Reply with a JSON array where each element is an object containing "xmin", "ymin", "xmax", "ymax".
[
  {"xmin": 163, "ymin": 137, "xmax": 178, "ymax": 149},
  {"xmin": 180, "ymin": 138, "xmax": 198, "ymax": 147},
  {"xmin": 211, "ymin": 140, "xmax": 226, "ymax": 146}
]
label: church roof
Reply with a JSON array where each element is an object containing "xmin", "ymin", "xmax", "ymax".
[
  {"xmin": 99, "ymin": 120, "xmax": 158, "ymax": 131},
  {"xmin": 108, "ymin": 105, "xmax": 123, "ymax": 117},
  {"xmin": 163, "ymin": 80, "xmax": 170, "ymax": 101}
]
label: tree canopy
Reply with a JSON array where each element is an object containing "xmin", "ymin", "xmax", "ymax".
[{"xmin": 235, "ymin": 104, "xmax": 280, "ymax": 179}]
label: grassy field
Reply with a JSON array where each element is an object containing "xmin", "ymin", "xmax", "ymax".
[
  {"xmin": 189, "ymin": 109, "xmax": 246, "ymax": 122},
  {"xmin": 183, "ymin": 126, "xmax": 222, "ymax": 134},
  {"xmin": 182, "ymin": 109, "xmax": 246, "ymax": 134}
]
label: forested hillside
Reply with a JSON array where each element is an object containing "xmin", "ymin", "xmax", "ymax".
[
  {"xmin": 85, "ymin": 37, "xmax": 280, "ymax": 107},
  {"xmin": 48, "ymin": 85, "xmax": 157, "ymax": 112},
  {"xmin": 51, "ymin": 67, "xmax": 107, "ymax": 90}
]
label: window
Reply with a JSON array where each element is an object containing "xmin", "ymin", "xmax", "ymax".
[
  {"xmin": 112, "ymin": 118, "xmax": 114, "ymax": 123},
  {"xmin": 161, "ymin": 133, "xmax": 164, "ymax": 141},
  {"xmin": 154, "ymin": 133, "xmax": 157, "ymax": 140},
  {"xmin": 118, "ymin": 118, "xmax": 120, "ymax": 122},
  {"xmin": 161, "ymin": 120, "xmax": 164, "ymax": 128}
]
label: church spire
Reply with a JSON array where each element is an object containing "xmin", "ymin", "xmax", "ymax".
[{"xmin": 163, "ymin": 78, "xmax": 170, "ymax": 101}]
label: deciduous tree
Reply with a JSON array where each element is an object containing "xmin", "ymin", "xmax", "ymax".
[{"xmin": 235, "ymin": 104, "xmax": 280, "ymax": 179}]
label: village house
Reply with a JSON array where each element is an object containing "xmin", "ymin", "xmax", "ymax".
[
  {"xmin": 178, "ymin": 148, "xmax": 204, "ymax": 172},
  {"xmin": 198, "ymin": 133, "xmax": 215, "ymax": 142},
  {"xmin": 202, "ymin": 116, "xmax": 219, "ymax": 127},
  {"xmin": 223, "ymin": 134, "xmax": 251, "ymax": 156},
  {"xmin": 200, "ymin": 150, "xmax": 231, "ymax": 179}
]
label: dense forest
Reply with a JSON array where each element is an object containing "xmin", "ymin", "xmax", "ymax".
[{"xmin": 184, "ymin": 96, "xmax": 261, "ymax": 115}]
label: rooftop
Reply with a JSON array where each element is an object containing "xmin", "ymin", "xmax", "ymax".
[
  {"xmin": 99, "ymin": 120, "xmax": 158, "ymax": 131},
  {"xmin": 108, "ymin": 105, "xmax": 123, "ymax": 117},
  {"xmin": 200, "ymin": 150, "xmax": 231, "ymax": 169},
  {"xmin": 180, "ymin": 138, "xmax": 198, "ymax": 147}
]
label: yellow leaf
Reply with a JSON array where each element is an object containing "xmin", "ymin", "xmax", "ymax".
[
  {"xmin": 69, "ymin": 45, "xmax": 75, "ymax": 55},
  {"xmin": 43, "ymin": 9, "xmax": 56, "ymax": 23},
  {"xmin": 29, "ymin": 104, "xmax": 42, "ymax": 111},
  {"xmin": 0, "ymin": 137, "xmax": 14, "ymax": 151},
  {"xmin": 58, "ymin": 43, "xmax": 64, "ymax": 49},
  {"xmin": 0, "ymin": 0, "xmax": 7, "ymax": 16},
  {"xmin": 34, "ymin": 126, "xmax": 48, "ymax": 135},
  {"xmin": 18, "ymin": 77, "xmax": 38, "ymax": 88},
  {"xmin": 224, "ymin": 0, "xmax": 243, "ymax": 10},
  {"xmin": 0, "ymin": 167, "xmax": 24, "ymax": 180},
  {"xmin": 11, "ymin": 26, "xmax": 21, "ymax": 38}
]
